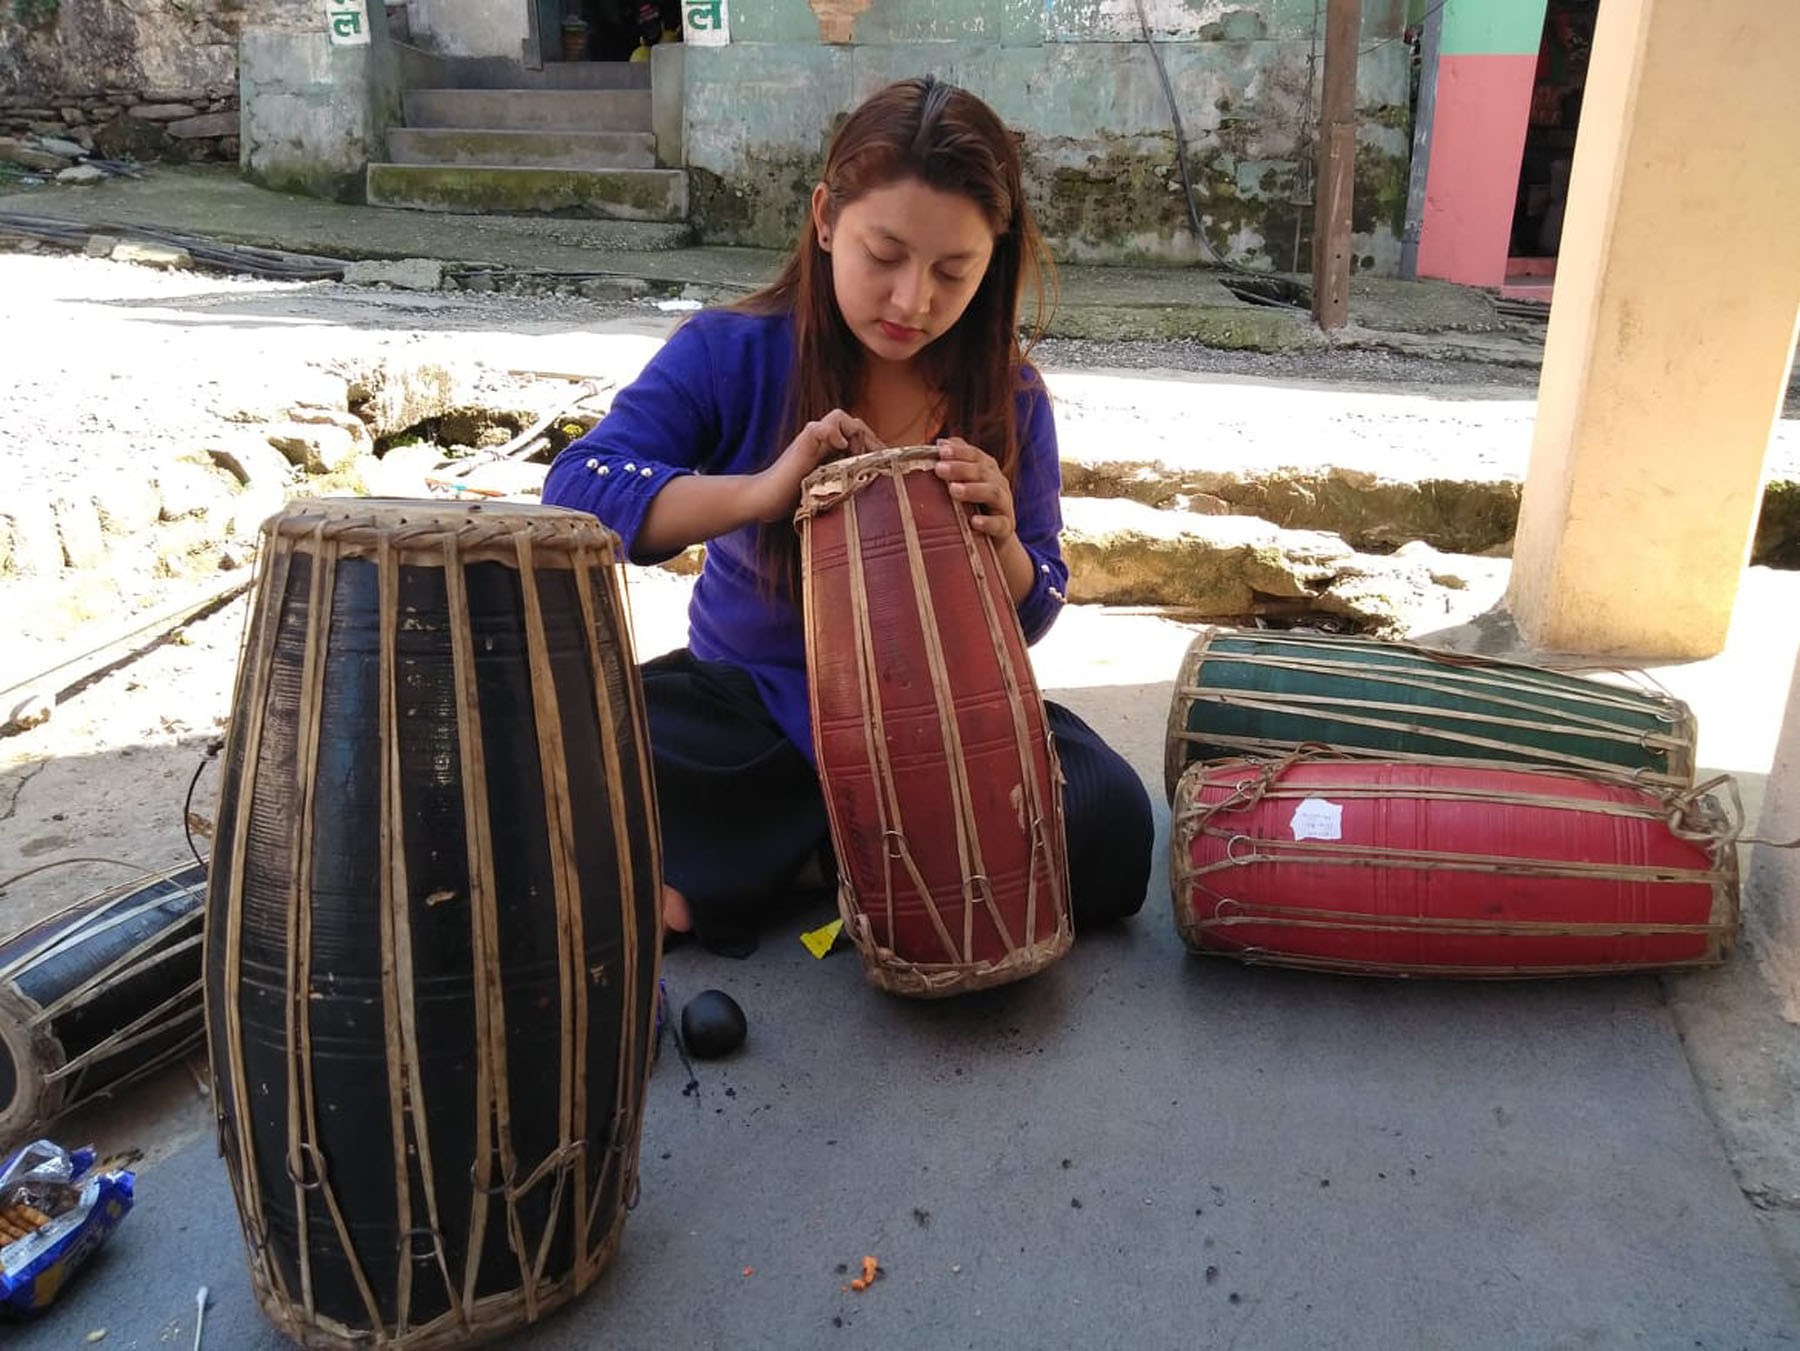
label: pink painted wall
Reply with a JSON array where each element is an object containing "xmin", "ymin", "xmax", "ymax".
[{"xmin": 1415, "ymin": 53, "xmax": 1539, "ymax": 287}]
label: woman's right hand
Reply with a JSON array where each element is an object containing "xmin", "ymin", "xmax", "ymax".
[{"xmin": 750, "ymin": 410, "xmax": 883, "ymax": 522}]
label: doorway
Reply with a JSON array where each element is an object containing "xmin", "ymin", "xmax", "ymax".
[
  {"xmin": 1505, "ymin": 0, "xmax": 1597, "ymax": 300},
  {"xmin": 542, "ymin": 0, "xmax": 679, "ymax": 62}
]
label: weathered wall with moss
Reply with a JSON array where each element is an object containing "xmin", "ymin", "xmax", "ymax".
[
  {"xmin": 685, "ymin": 0, "xmax": 1411, "ymax": 271},
  {"xmin": 237, "ymin": 0, "xmax": 401, "ymax": 202},
  {"xmin": 0, "ymin": 0, "xmax": 242, "ymax": 161}
]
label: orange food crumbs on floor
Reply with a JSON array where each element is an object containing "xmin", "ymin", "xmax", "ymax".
[{"xmin": 850, "ymin": 1255, "xmax": 879, "ymax": 1291}]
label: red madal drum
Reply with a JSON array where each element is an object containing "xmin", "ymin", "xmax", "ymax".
[
  {"xmin": 798, "ymin": 447, "xmax": 1072, "ymax": 998},
  {"xmin": 1171, "ymin": 757, "xmax": 1739, "ymax": 978}
]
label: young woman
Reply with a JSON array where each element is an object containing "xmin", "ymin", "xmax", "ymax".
[{"xmin": 543, "ymin": 75, "xmax": 1153, "ymax": 953}]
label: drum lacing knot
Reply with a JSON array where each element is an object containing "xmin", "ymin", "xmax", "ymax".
[
  {"xmin": 284, "ymin": 1140, "xmax": 328, "ymax": 1191},
  {"xmin": 1210, "ymin": 776, "xmax": 1264, "ymax": 817},
  {"xmin": 548, "ymin": 1139, "xmax": 588, "ymax": 1167},
  {"xmin": 397, "ymin": 1226, "xmax": 445, "ymax": 1264},
  {"xmin": 468, "ymin": 1155, "xmax": 519, "ymax": 1197},
  {"xmin": 1663, "ymin": 774, "xmax": 1740, "ymax": 846},
  {"xmin": 1213, "ymin": 745, "xmax": 1322, "ymax": 819},
  {"xmin": 515, "ymin": 1139, "xmax": 588, "ymax": 1198},
  {"xmin": 615, "ymin": 1136, "xmax": 642, "ymax": 1212},
  {"xmin": 590, "ymin": 1115, "xmax": 641, "ymax": 1211},
  {"xmin": 1222, "ymin": 835, "xmax": 1258, "ymax": 867}
]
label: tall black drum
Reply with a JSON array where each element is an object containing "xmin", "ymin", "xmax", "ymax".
[
  {"xmin": 0, "ymin": 862, "xmax": 206, "ymax": 1149},
  {"xmin": 204, "ymin": 500, "xmax": 662, "ymax": 1349}
]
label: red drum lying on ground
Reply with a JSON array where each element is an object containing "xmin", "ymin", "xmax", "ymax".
[
  {"xmin": 1171, "ymin": 756, "xmax": 1738, "ymax": 978},
  {"xmin": 798, "ymin": 447, "xmax": 1072, "ymax": 997}
]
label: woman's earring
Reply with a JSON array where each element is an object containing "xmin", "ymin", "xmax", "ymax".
[{"xmin": 818, "ymin": 231, "xmax": 831, "ymax": 252}]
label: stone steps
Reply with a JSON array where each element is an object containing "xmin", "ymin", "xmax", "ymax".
[
  {"xmin": 393, "ymin": 48, "xmax": 652, "ymax": 92},
  {"xmin": 371, "ymin": 87, "xmax": 679, "ymax": 223},
  {"xmin": 365, "ymin": 163, "xmax": 688, "ymax": 222},
  {"xmin": 401, "ymin": 89, "xmax": 652, "ymax": 133},
  {"xmin": 386, "ymin": 127, "xmax": 658, "ymax": 170}
]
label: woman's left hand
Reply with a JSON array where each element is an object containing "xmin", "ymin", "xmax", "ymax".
[{"xmin": 934, "ymin": 438, "xmax": 1016, "ymax": 543}]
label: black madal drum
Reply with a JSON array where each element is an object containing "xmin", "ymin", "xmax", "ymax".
[
  {"xmin": 0, "ymin": 862, "xmax": 207, "ymax": 1150},
  {"xmin": 204, "ymin": 500, "xmax": 662, "ymax": 1349}
]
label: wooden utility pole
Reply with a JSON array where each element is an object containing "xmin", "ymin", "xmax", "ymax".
[{"xmin": 1311, "ymin": 0, "xmax": 1363, "ymax": 330}]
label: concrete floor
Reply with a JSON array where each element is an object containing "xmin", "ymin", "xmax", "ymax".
[{"xmin": 8, "ymin": 596, "xmax": 1800, "ymax": 1350}]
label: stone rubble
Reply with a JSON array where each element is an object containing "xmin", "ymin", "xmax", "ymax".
[
  {"xmin": 0, "ymin": 337, "xmax": 1610, "ymax": 656},
  {"xmin": 0, "ymin": 86, "xmax": 240, "ymax": 180},
  {"xmin": 110, "ymin": 241, "xmax": 191, "ymax": 268},
  {"xmin": 1059, "ymin": 498, "xmax": 1507, "ymax": 636},
  {"xmin": 342, "ymin": 258, "xmax": 446, "ymax": 292}
]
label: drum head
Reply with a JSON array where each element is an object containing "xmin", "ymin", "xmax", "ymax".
[{"xmin": 0, "ymin": 987, "xmax": 52, "ymax": 1147}]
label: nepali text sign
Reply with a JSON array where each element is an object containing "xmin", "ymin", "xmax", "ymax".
[
  {"xmin": 684, "ymin": 0, "xmax": 729, "ymax": 45},
  {"xmin": 327, "ymin": 0, "xmax": 371, "ymax": 46}
]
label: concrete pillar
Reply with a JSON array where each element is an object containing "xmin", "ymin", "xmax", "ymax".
[
  {"xmin": 1507, "ymin": 0, "xmax": 1800, "ymax": 658},
  {"xmin": 651, "ymin": 43, "xmax": 685, "ymax": 168},
  {"xmin": 1753, "ymin": 652, "xmax": 1800, "ymax": 1022}
]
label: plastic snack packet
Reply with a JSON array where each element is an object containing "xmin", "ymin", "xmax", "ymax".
[{"xmin": 0, "ymin": 1140, "xmax": 135, "ymax": 1316}]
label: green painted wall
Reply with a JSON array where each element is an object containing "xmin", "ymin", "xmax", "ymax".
[
  {"xmin": 1441, "ymin": 0, "xmax": 1549, "ymax": 56},
  {"xmin": 736, "ymin": 0, "xmax": 1408, "ymax": 50},
  {"xmin": 729, "ymin": 0, "xmax": 828, "ymax": 45},
  {"xmin": 855, "ymin": 0, "xmax": 1013, "ymax": 46},
  {"xmin": 686, "ymin": 0, "xmax": 1413, "ymax": 271},
  {"xmin": 1041, "ymin": 0, "xmax": 1404, "ymax": 43}
]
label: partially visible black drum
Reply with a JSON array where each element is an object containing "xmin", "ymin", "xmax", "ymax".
[{"xmin": 0, "ymin": 862, "xmax": 207, "ymax": 1149}]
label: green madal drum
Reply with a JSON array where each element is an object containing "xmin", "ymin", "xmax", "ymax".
[{"xmin": 1164, "ymin": 628, "xmax": 1697, "ymax": 801}]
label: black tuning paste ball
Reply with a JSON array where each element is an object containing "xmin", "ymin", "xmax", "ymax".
[{"xmin": 680, "ymin": 989, "xmax": 747, "ymax": 1059}]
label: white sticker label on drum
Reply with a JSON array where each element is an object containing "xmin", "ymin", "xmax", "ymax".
[{"xmin": 1290, "ymin": 797, "xmax": 1343, "ymax": 841}]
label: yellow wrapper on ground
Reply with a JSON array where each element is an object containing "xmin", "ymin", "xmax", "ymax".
[{"xmin": 801, "ymin": 918, "xmax": 844, "ymax": 960}]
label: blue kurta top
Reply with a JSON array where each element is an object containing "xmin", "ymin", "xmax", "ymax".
[{"xmin": 542, "ymin": 308, "xmax": 1070, "ymax": 761}]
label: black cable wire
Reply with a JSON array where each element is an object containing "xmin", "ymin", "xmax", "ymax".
[
  {"xmin": 1132, "ymin": 0, "xmax": 1233, "ymax": 270},
  {"xmin": 1291, "ymin": 0, "xmax": 1325, "ymax": 273},
  {"xmin": 1130, "ymin": 0, "xmax": 1322, "ymax": 307},
  {"xmin": 183, "ymin": 738, "xmax": 225, "ymax": 874},
  {"xmin": 0, "ymin": 211, "xmax": 348, "ymax": 280},
  {"xmin": 657, "ymin": 977, "xmax": 701, "ymax": 1098},
  {"xmin": 0, "ymin": 856, "xmax": 147, "ymax": 895}
]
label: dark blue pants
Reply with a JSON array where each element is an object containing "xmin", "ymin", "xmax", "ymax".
[{"xmin": 641, "ymin": 649, "xmax": 1154, "ymax": 952}]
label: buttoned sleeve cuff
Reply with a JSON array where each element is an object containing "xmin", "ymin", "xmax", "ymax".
[
  {"xmin": 545, "ymin": 446, "xmax": 693, "ymax": 565},
  {"xmin": 1015, "ymin": 541, "xmax": 1070, "ymax": 645}
]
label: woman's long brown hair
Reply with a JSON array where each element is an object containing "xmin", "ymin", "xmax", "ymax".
[{"xmin": 734, "ymin": 75, "xmax": 1058, "ymax": 595}]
